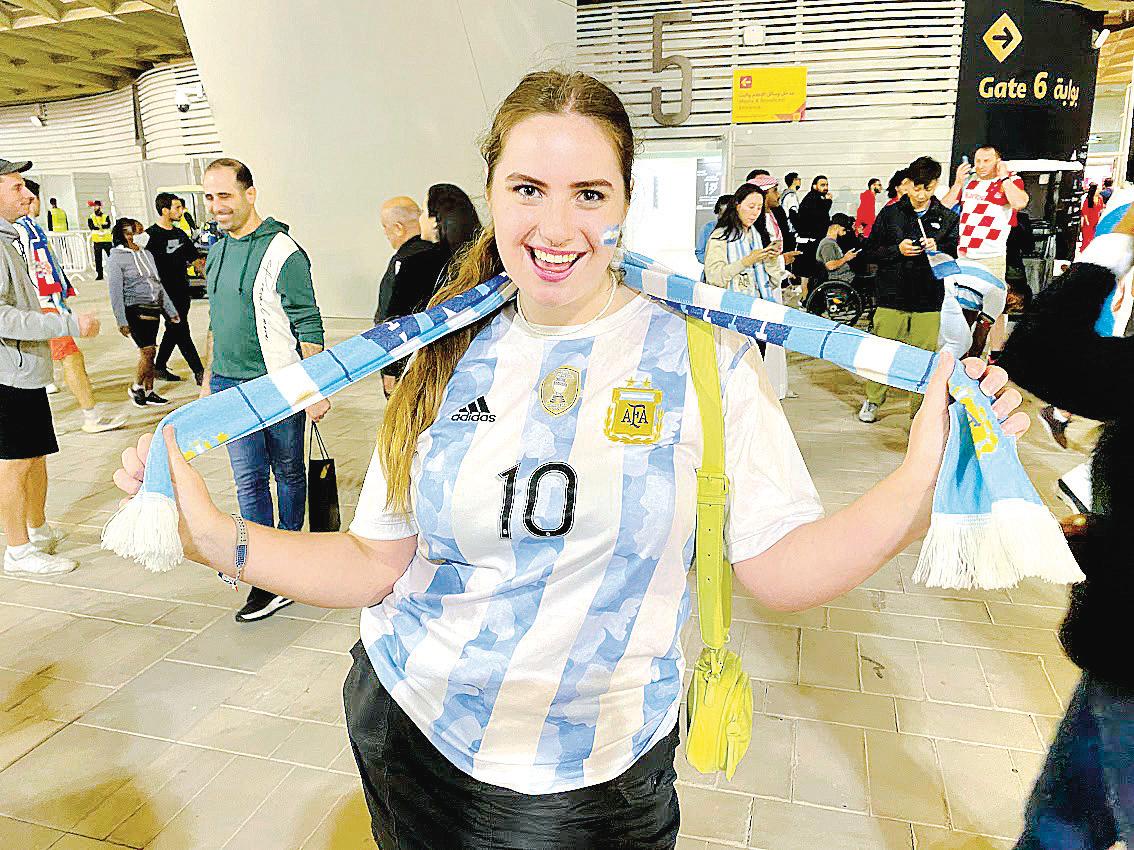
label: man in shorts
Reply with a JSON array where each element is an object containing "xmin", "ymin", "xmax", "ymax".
[
  {"xmin": 0, "ymin": 159, "xmax": 101, "ymax": 576},
  {"xmin": 16, "ymin": 179, "xmax": 126, "ymax": 434}
]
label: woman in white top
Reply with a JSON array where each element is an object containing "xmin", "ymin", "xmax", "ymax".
[
  {"xmin": 114, "ymin": 71, "xmax": 1028, "ymax": 849},
  {"xmin": 704, "ymin": 183, "xmax": 792, "ymax": 398}
]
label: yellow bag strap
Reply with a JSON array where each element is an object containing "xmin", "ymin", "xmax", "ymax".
[{"xmin": 686, "ymin": 317, "xmax": 731, "ymax": 651}]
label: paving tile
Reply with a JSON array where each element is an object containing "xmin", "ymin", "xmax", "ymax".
[
  {"xmin": 1039, "ymin": 655, "xmax": 1081, "ymax": 708},
  {"xmin": 168, "ymin": 612, "xmax": 316, "ymax": 673},
  {"xmin": 181, "ymin": 704, "xmax": 298, "ymax": 756},
  {"xmin": 937, "ymin": 621, "xmax": 1062, "ymax": 656},
  {"xmin": 80, "ymin": 659, "xmax": 248, "ymax": 738},
  {"xmin": 746, "ymin": 797, "xmax": 912, "ymax": 849},
  {"xmin": 985, "ymin": 601, "xmax": 1065, "ymax": 629},
  {"xmin": 150, "ymin": 603, "xmax": 228, "ymax": 632},
  {"xmin": 865, "ymin": 730, "xmax": 949, "ymax": 826},
  {"xmin": 1004, "ymin": 579, "xmax": 1071, "ymax": 609},
  {"xmin": 224, "ymin": 647, "xmax": 351, "ymax": 724},
  {"xmin": 792, "ymin": 720, "xmax": 867, "ymax": 812},
  {"xmin": 0, "ymin": 813, "xmax": 61, "ymax": 849},
  {"xmin": 912, "ymin": 825, "xmax": 1014, "ymax": 849},
  {"xmin": 858, "ymin": 635, "xmax": 926, "ymax": 699},
  {"xmin": 730, "ymin": 594, "xmax": 827, "ymax": 628},
  {"xmin": 1008, "ymin": 748, "xmax": 1047, "ymax": 796},
  {"xmin": 79, "ymin": 744, "xmax": 232, "ymax": 845},
  {"xmin": 224, "ymin": 766, "xmax": 355, "ymax": 849},
  {"xmin": 293, "ymin": 621, "xmax": 358, "ymax": 654},
  {"xmin": 829, "ymin": 608, "xmax": 942, "ymax": 642},
  {"xmin": 763, "ymin": 682, "xmax": 897, "ymax": 731},
  {"xmin": 937, "ymin": 740, "xmax": 1028, "ymax": 839},
  {"xmin": 298, "ymin": 788, "xmax": 375, "ymax": 849},
  {"xmin": 724, "ymin": 714, "xmax": 791, "ymax": 798},
  {"xmin": 738, "ymin": 624, "xmax": 799, "ymax": 684},
  {"xmin": 827, "ymin": 588, "xmax": 991, "ymax": 623},
  {"xmin": 143, "ymin": 755, "xmax": 292, "ymax": 849},
  {"xmin": 0, "ymin": 724, "xmax": 171, "ymax": 829},
  {"xmin": 896, "ymin": 700, "xmax": 1042, "ymax": 751},
  {"xmin": 917, "ymin": 643, "xmax": 992, "ymax": 707},
  {"xmin": 0, "ymin": 669, "xmax": 113, "ymax": 723},
  {"xmin": 270, "ymin": 721, "xmax": 348, "ymax": 768},
  {"xmin": 677, "ymin": 785, "xmax": 753, "ymax": 845},
  {"xmin": 0, "ymin": 709, "xmax": 64, "ymax": 771},
  {"xmin": 799, "ymin": 629, "xmax": 860, "ymax": 691},
  {"xmin": 46, "ymin": 835, "xmax": 127, "ymax": 849},
  {"xmin": 977, "ymin": 650, "xmax": 1062, "ymax": 716}
]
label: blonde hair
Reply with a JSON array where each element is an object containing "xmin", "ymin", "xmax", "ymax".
[{"xmin": 378, "ymin": 70, "xmax": 635, "ymax": 514}]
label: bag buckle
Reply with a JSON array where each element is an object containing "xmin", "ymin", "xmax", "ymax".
[{"xmin": 696, "ymin": 470, "xmax": 729, "ymax": 506}]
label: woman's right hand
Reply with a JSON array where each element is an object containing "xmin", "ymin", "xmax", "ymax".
[
  {"xmin": 113, "ymin": 426, "xmax": 226, "ymax": 565},
  {"xmin": 745, "ymin": 246, "xmax": 775, "ymax": 265}
]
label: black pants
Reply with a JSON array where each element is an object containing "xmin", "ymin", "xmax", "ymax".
[
  {"xmin": 156, "ymin": 292, "xmax": 204, "ymax": 374},
  {"xmin": 343, "ymin": 641, "xmax": 681, "ymax": 850},
  {"xmin": 93, "ymin": 242, "xmax": 111, "ymax": 279}
]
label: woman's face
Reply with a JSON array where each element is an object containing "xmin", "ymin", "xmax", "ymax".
[
  {"xmin": 125, "ymin": 222, "xmax": 140, "ymax": 248},
  {"xmin": 738, "ymin": 192, "xmax": 763, "ymax": 229},
  {"xmin": 419, "ymin": 206, "xmax": 439, "ymax": 243},
  {"xmin": 489, "ymin": 112, "xmax": 629, "ymax": 323}
]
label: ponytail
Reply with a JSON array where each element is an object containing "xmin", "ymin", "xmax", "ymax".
[{"xmin": 378, "ymin": 225, "xmax": 502, "ymax": 514}]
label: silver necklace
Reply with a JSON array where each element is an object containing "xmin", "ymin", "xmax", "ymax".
[{"xmin": 516, "ymin": 280, "xmax": 620, "ymax": 338}]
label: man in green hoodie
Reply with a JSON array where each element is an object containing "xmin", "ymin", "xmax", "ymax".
[{"xmin": 200, "ymin": 158, "xmax": 329, "ymax": 623}]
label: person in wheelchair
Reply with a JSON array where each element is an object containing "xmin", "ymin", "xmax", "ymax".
[{"xmin": 807, "ymin": 213, "xmax": 875, "ymax": 326}]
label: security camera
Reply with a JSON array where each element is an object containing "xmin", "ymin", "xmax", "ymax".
[{"xmin": 175, "ymin": 90, "xmax": 191, "ymax": 113}]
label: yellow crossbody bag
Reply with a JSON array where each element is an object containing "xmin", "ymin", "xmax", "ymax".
[{"xmin": 684, "ymin": 317, "xmax": 753, "ymax": 780}]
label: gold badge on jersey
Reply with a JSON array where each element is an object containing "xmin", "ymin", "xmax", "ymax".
[
  {"xmin": 604, "ymin": 379, "xmax": 663, "ymax": 444},
  {"xmin": 539, "ymin": 366, "xmax": 582, "ymax": 416}
]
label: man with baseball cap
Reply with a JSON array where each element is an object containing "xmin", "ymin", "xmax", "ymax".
[{"xmin": 0, "ymin": 158, "xmax": 101, "ymax": 576}]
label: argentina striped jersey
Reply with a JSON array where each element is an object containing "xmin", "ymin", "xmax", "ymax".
[{"xmin": 350, "ymin": 293, "xmax": 822, "ymax": 793}]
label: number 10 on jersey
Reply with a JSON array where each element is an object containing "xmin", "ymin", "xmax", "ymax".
[{"xmin": 499, "ymin": 462, "xmax": 579, "ymax": 540}]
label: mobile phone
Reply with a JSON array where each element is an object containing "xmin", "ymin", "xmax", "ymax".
[{"xmin": 962, "ymin": 155, "xmax": 970, "ymax": 165}]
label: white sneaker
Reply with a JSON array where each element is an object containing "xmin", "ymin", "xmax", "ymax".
[
  {"xmin": 45, "ymin": 383, "xmax": 59, "ymax": 394},
  {"xmin": 29, "ymin": 525, "xmax": 64, "ymax": 554},
  {"xmin": 81, "ymin": 412, "xmax": 129, "ymax": 434},
  {"xmin": 858, "ymin": 401, "xmax": 879, "ymax": 423},
  {"xmin": 4, "ymin": 548, "xmax": 76, "ymax": 576}
]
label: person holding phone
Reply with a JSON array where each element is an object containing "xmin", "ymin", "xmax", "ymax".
[
  {"xmin": 816, "ymin": 213, "xmax": 860, "ymax": 287},
  {"xmin": 858, "ymin": 156, "xmax": 959, "ymax": 423}
]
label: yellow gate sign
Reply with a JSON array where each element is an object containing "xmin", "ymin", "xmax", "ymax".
[
  {"xmin": 731, "ymin": 66, "xmax": 807, "ymax": 124},
  {"xmin": 983, "ymin": 13, "xmax": 1022, "ymax": 64}
]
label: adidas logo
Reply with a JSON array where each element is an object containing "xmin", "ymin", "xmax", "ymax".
[{"xmin": 451, "ymin": 396, "xmax": 496, "ymax": 423}]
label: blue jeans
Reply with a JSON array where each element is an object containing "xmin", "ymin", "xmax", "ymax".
[
  {"xmin": 210, "ymin": 374, "xmax": 307, "ymax": 532},
  {"xmin": 1016, "ymin": 674, "xmax": 1134, "ymax": 849}
]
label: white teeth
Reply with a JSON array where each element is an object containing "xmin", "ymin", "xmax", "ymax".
[{"xmin": 532, "ymin": 248, "xmax": 579, "ymax": 265}]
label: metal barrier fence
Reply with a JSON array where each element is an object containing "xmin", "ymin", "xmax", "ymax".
[{"xmin": 46, "ymin": 231, "xmax": 95, "ymax": 277}]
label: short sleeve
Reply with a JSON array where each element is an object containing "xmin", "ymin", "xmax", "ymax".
[
  {"xmin": 717, "ymin": 333, "xmax": 823, "ymax": 563},
  {"xmin": 815, "ymin": 241, "xmax": 840, "ymax": 266},
  {"xmin": 349, "ymin": 446, "xmax": 419, "ymax": 541}
]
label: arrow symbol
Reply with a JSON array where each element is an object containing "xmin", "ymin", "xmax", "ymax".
[{"xmin": 991, "ymin": 27, "xmax": 1014, "ymax": 50}]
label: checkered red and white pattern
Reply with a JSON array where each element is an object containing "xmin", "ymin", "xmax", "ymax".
[{"xmin": 958, "ymin": 176, "xmax": 1024, "ymax": 259}]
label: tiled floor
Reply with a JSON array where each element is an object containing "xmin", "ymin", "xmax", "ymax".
[{"xmin": 0, "ymin": 279, "xmax": 1096, "ymax": 849}]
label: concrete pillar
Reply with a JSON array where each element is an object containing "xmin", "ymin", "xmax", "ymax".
[{"xmin": 177, "ymin": 0, "xmax": 575, "ymax": 317}]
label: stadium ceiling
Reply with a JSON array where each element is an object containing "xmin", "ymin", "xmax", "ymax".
[{"xmin": 0, "ymin": 0, "xmax": 190, "ymax": 107}]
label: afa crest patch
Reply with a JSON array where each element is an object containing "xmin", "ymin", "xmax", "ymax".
[
  {"xmin": 604, "ymin": 379, "xmax": 663, "ymax": 444},
  {"xmin": 539, "ymin": 366, "xmax": 581, "ymax": 416}
]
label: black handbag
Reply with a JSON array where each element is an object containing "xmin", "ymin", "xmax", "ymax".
[{"xmin": 308, "ymin": 423, "xmax": 341, "ymax": 532}]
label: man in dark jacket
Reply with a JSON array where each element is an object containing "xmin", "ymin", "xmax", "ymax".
[
  {"xmin": 147, "ymin": 192, "xmax": 204, "ymax": 384},
  {"xmin": 375, "ymin": 196, "xmax": 447, "ymax": 397},
  {"xmin": 859, "ymin": 156, "xmax": 959, "ymax": 423}
]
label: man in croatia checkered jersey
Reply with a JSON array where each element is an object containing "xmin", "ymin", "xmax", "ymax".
[{"xmin": 942, "ymin": 145, "xmax": 1029, "ymax": 357}]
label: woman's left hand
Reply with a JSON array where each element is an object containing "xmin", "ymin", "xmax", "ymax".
[{"xmin": 902, "ymin": 352, "xmax": 1031, "ymax": 488}]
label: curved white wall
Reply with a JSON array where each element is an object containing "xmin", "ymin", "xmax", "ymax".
[{"xmin": 177, "ymin": 0, "xmax": 575, "ymax": 318}]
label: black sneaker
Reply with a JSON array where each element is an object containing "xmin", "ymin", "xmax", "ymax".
[
  {"xmin": 144, "ymin": 391, "xmax": 171, "ymax": 406},
  {"xmin": 128, "ymin": 386, "xmax": 147, "ymax": 408},
  {"xmin": 235, "ymin": 587, "xmax": 294, "ymax": 622},
  {"xmin": 194, "ymin": 371, "xmax": 205, "ymax": 387},
  {"xmin": 1039, "ymin": 405, "xmax": 1070, "ymax": 449},
  {"xmin": 155, "ymin": 367, "xmax": 184, "ymax": 382}
]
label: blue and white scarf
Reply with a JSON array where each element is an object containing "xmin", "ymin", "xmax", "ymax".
[
  {"xmin": 722, "ymin": 225, "xmax": 774, "ymax": 301},
  {"xmin": 104, "ymin": 250, "xmax": 1082, "ymax": 590}
]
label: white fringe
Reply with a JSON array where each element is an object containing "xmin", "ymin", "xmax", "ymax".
[
  {"xmin": 101, "ymin": 491, "xmax": 184, "ymax": 573},
  {"xmin": 913, "ymin": 499, "xmax": 1085, "ymax": 590}
]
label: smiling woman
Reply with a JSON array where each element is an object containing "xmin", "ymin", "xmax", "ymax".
[{"xmin": 112, "ymin": 69, "xmax": 1030, "ymax": 850}]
